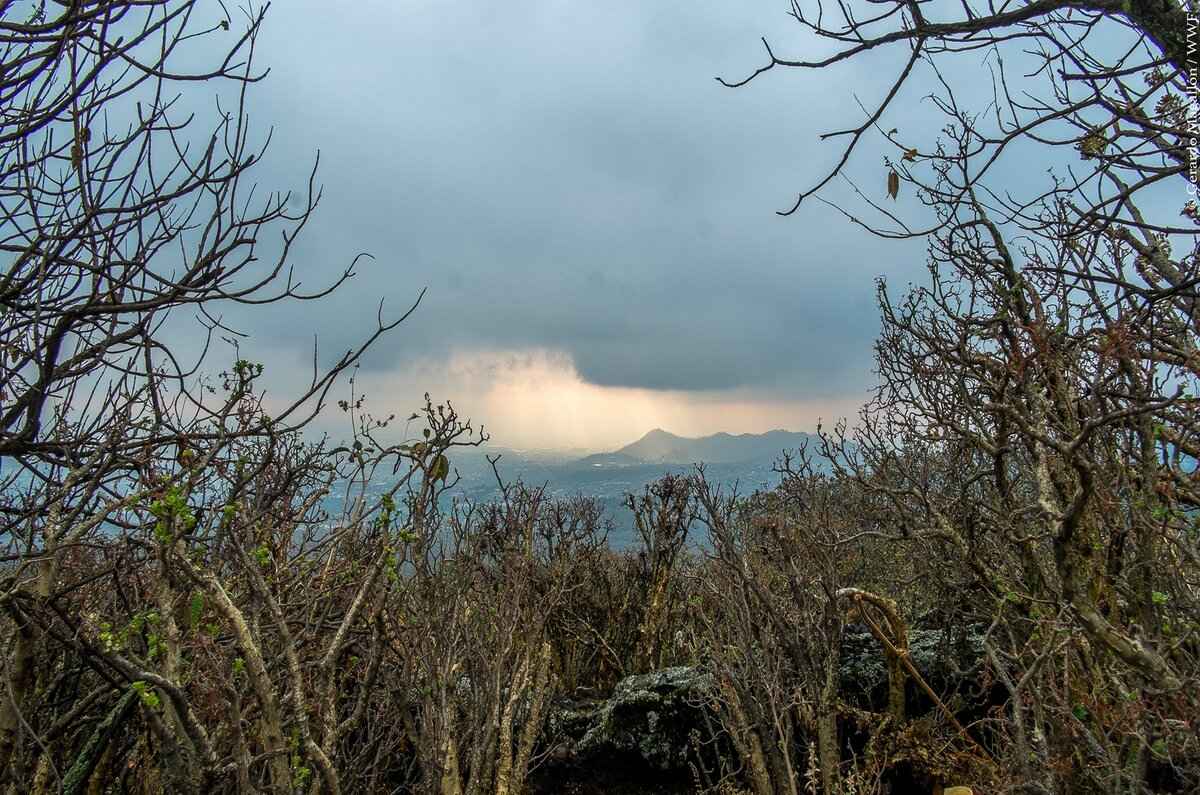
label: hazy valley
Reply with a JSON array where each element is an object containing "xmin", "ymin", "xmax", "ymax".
[{"xmin": 328, "ymin": 428, "xmax": 820, "ymax": 546}]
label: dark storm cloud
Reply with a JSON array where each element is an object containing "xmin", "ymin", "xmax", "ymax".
[{"xmin": 211, "ymin": 0, "xmax": 930, "ymax": 396}]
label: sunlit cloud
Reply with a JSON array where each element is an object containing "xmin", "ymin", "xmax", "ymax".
[{"xmin": 346, "ymin": 348, "xmax": 865, "ymax": 452}]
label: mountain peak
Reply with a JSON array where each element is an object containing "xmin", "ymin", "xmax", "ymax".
[{"xmin": 598, "ymin": 428, "xmax": 816, "ymax": 465}]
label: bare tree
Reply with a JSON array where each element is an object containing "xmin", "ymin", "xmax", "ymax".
[
  {"xmin": 0, "ymin": 2, "xmax": 431, "ymax": 791},
  {"xmin": 695, "ymin": 452, "xmax": 865, "ymax": 795},
  {"xmin": 625, "ymin": 473, "xmax": 697, "ymax": 673},
  {"xmin": 723, "ymin": 0, "xmax": 1200, "ymax": 789},
  {"xmin": 380, "ymin": 456, "xmax": 629, "ymax": 795}
]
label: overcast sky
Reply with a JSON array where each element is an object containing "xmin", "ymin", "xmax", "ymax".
[{"xmin": 204, "ymin": 0, "xmax": 934, "ymax": 450}]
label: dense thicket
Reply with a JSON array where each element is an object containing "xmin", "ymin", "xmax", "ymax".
[
  {"xmin": 713, "ymin": 0, "xmax": 1200, "ymax": 789},
  {"xmin": 2, "ymin": 0, "xmax": 1197, "ymax": 793}
]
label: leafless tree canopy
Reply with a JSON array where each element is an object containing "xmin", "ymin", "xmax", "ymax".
[{"xmin": 716, "ymin": 0, "xmax": 1200, "ymax": 790}]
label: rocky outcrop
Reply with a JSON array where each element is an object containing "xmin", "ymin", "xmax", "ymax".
[
  {"xmin": 839, "ymin": 625, "xmax": 987, "ymax": 713},
  {"xmin": 533, "ymin": 627, "xmax": 989, "ymax": 793},
  {"xmin": 535, "ymin": 667, "xmax": 714, "ymax": 794}
]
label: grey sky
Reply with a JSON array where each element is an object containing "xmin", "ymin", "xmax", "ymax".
[{"xmin": 200, "ymin": 0, "xmax": 936, "ymax": 446}]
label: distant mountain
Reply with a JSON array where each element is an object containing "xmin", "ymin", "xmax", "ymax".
[
  {"xmin": 316, "ymin": 438, "xmax": 798, "ymax": 548},
  {"xmin": 579, "ymin": 428, "xmax": 817, "ymax": 466}
]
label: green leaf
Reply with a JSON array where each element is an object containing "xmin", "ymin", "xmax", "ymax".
[
  {"xmin": 130, "ymin": 681, "xmax": 160, "ymax": 709},
  {"xmin": 189, "ymin": 593, "xmax": 205, "ymax": 629},
  {"xmin": 431, "ymin": 454, "xmax": 449, "ymax": 483}
]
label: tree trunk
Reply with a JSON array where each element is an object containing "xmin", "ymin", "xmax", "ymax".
[
  {"xmin": 440, "ymin": 735, "xmax": 464, "ymax": 795},
  {"xmin": 817, "ymin": 663, "xmax": 840, "ymax": 795},
  {"xmin": 0, "ymin": 611, "xmax": 36, "ymax": 786}
]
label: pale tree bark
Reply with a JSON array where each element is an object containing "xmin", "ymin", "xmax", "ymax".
[
  {"xmin": 837, "ymin": 588, "xmax": 909, "ymax": 723},
  {"xmin": 816, "ymin": 658, "xmax": 840, "ymax": 795}
]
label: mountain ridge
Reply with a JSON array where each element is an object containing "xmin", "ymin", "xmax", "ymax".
[{"xmin": 579, "ymin": 428, "xmax": 817, "ymax": 466}]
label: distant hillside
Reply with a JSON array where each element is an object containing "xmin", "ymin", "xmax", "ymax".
[{"xmin": 579, "ymin": 428, "xmax": 817, "ymax": 466}]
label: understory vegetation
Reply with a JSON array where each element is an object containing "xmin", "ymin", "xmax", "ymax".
[{"xmin": 2, "ymin": 0, "xmax": 1199, "ymax": 793}]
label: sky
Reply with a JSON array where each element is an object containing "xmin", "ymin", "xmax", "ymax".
[{"xmin": 190, "ymin": 0, "xmax": 936, "ymax": 451}]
